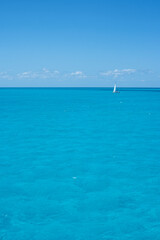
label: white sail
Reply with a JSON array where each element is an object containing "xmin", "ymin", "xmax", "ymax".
[{"xmin": 113, "ymin": 84, "xmax": 116, "ymax": 93}]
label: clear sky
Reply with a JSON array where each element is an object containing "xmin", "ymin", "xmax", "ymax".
[{"xmin": 0, "ymin": 0, "xmax": 160, "ymax": 87}]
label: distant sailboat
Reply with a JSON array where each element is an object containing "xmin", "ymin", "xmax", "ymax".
[{"xmin": 113, "ymin": 83, "xmax": 120, "ymax": 93}]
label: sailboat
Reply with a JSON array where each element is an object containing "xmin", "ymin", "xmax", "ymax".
[{"xmin": 113, "ymin": 83, "xmax": 120, "ymax": 93}]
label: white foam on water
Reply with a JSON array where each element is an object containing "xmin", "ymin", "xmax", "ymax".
[{"xmin": 72, "ymin": 177, "xmax": 77, "ymax": 179}]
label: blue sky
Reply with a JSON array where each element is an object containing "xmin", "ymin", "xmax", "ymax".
[{"xmin": 0, "ymin": 0, "xmax": 160, "ymax": 87}]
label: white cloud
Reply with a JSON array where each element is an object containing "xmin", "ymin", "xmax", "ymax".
[
  {"xmin": 71, "ymin": 71, "xmax": 83, "ymax": 76},
  {"xmin": 0, "ymin": 68, "xmax": 155, "ymax": 84},
  {"xmin": 101, "ymin": 69, "xmax": 136, "ymax": 78},
  {"xmin": 70, "ymin": 71, "xmax": 87, "ymax": 78},
  {"xmin": 54, "ymin": 70, "xmax": 59, "ymax": 74},
  {"xmin": 17, "ymin": 71, "xmax": 35, "ymax": 79},
  {"xmin": 42, "ymin": 68, "xmax": 59, "ymax": 74},
  {"xmin": 122, "ymin": 69, "xmax": 136, "ymax": 73},
  {"xmin": 42, "ymin": 68, "xmax": 50, "ymax": 73},
  {"xmin": 0, "ymin": 71, "xmax": 13, "ymax": 80},
  {"xmin": 17, "ymin": 68, "xmax": 60, "ymax": 79}
]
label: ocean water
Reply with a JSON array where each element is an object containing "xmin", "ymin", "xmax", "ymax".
[{"xmin": 0, "ymin": 88, "xmax": 160, "ymax": 240}]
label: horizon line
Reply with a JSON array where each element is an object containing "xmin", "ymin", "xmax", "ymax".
[{"xmin": 0, "ymin": 87, "xmax": 160, "ymax": 89}]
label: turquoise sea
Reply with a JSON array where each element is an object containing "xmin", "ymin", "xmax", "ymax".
[{"xmin": 0, "ymin": 88, "xmax": 160, "ymax": 240}]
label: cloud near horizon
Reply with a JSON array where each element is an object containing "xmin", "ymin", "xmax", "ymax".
[
  {"xmin": 17, "ymin": 68, "xmax": 60, "ymax": 79},
  {"xmin": 70, "ymin": 71, "xmax": 87, "ymax": 78},
  {"xmin": 0, "ymin": 71, "xmax": 12, "ymax": 80},
  {"xmin": 71, "ymin": 71, "xmax": 83, "ymax": 76},
  {"xmin": 0, "ymin": 68, "xmax": 155, "ymax": 84},
  {"xmin": 101, "ymin": 69, "xmax": 136, "ymax": 78}
]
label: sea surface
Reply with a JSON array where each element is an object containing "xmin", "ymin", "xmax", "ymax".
[{"xmin": 0, "ymin": 88, "xmax": 160, "ymax": 240}]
